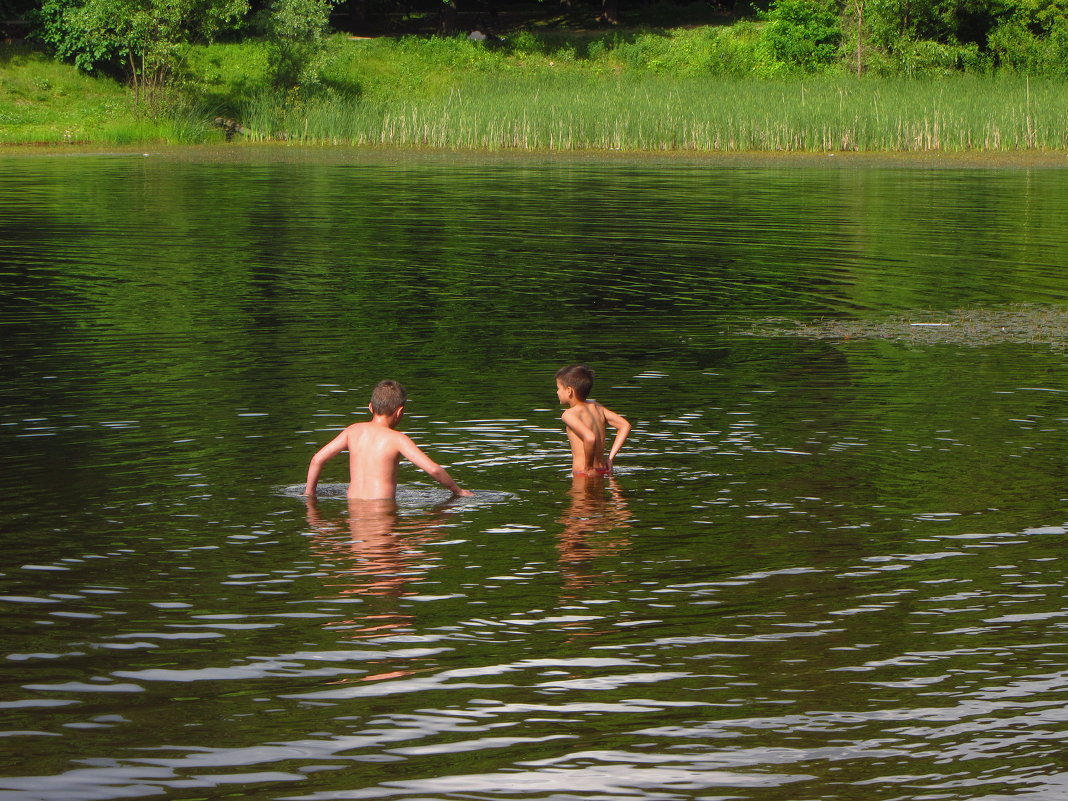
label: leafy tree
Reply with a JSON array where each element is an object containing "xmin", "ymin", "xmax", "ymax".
[
  {"xmin": 988, "ymin": 14, "xmax": 1068, "ymax": 72},
  {"xmin": 759, "ymin": 0, "xmax": 842, "ymax": 70},
  {"xmin": 997, "ymin": 0, "xmax": 1068, "ymax": 32},
  {"xmin": 34, "ymin": 0, "xmax": 248, "ymax": 96},
  {"xmin": 866, "ymin": 0, "xmax": 1010, "ymax": 49},
  {"xmin": 260, "ymin": 0, "xmax": 339, "ymax": 89}
]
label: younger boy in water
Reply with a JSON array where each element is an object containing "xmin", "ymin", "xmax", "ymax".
[
  {"xmin": 303, "ymin": 379, "xmax": 473, "ymax": 500},
  {"xmin": 555, "ymin": 364, "xmax": 631, "ymax": 476}
]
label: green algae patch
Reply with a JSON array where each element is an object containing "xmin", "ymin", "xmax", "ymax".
[{"xmin": 746, "ymin": 305, "xmax": 1068, "ymax": 348}]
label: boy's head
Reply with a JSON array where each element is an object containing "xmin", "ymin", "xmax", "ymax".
[
  {"xmin": 555, "ymin": 364, "xmax": 594, "ymax": 402},
  {"xmin": 369, "ymin": 380, "xmax": 407, "ymax": 417}
]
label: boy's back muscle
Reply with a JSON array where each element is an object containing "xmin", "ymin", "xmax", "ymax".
[
  {"xmin": 567, "ymin": 402, "xmax": 608, "ymax": 438},
  {"xmin": 345, "ymin": 422, "xmax": 404, "ymax": 499},
  {"xmin": 563, "ymin": 401, "xmax": 609, "ymax": 468}
]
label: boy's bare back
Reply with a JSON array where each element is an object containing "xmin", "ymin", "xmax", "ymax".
[
  {"xmin": 303, "ymin": 380, "xmax": 471, "ymax": 501},
  {"xmin": 339, "ymin": 422, "xmax": 415, "ymax": 500},
  {"xmin": 561, "ymin": 402, "xmax": 607, "ymax": 473}
]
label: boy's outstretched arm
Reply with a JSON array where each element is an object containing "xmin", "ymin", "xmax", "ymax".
[
  {"xmin": 604, "ymin": 407, "xmax": 632, "ymax": 471},
  {"xmin": 303, "ymin": 429, "xmax": 349, "ymax": 496},
  {"xmin": 398, "ymin": 435, "xmax": 474, "ymax": 497}
]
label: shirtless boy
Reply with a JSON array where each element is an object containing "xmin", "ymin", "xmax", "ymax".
[
  {"xmin": 555, "ymin": 364, "xmax": 631, "ymax": 476},
  {"xmin": 303, "ymin": 380, "xmax": 473, "ymax": 500}
]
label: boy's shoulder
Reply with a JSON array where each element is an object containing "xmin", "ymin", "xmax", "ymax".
[
  {"xmin": 354, "ymin": 421, "xmax": 414, "ymax": 443},
  {"xmin": 562, "ymin": 401, "xmax": 605, "ymax": 420},
  {"xmin": 345, "ymin": 421, "xmax": 400, "ymax": 439},
  {"xmin": 564, "ymin": 399, "xmax": 602, "ymax": 411}
]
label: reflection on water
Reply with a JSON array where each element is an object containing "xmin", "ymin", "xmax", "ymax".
[
  {"xmin": 305, "ymin": 495, "xmax": 461, "ymax": 643},
  {"xmin": 557, "ymin": 475, "xmax": 631, "ymax": 598},
  {"xmin": 2, "ymin": 151, "xmax": 1068, "ymax": 800}
]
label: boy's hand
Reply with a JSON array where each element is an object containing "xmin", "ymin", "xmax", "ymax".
[{"xmin": 456, "ymin": 489, "xmax": 475, "ymax": 497}]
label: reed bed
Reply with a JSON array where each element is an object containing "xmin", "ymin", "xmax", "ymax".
[
  {"xmin": 238, "ymin": 74, "xmax": 1068, "ymax": 152},
  {"xmin": 5, "ymin": 40, "xmax": 1068, "ymax": 151}
]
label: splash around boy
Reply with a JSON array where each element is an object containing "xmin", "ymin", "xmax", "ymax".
[
  {"xmin": 303, "ymin": 379, "xmax": 473, "ymax": 500},
  {"xmin": 556, "ymin": 364, "xmax": 631, "ymax": 477}
]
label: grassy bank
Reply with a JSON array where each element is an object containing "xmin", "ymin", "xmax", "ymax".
[
  {"xmin": 236, "ymin": 72, "xmax": 1068, "ymax": 151},
  {"xmin": 0, "ymin": 48, "xmax": 213, "ymax": 144},
  {"xmin": 3, "ymin": 34, "xmax": 1068, "ymax": 152}
]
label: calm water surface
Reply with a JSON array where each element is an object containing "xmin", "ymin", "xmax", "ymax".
[{"xmin": 3, "ymin": 149, "xmax": 1068, "ymax": 801}]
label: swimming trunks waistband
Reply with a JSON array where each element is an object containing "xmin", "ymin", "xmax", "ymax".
[{"xmin": 574, "ymin": 466, "xmax": 610, "ymax": 476}]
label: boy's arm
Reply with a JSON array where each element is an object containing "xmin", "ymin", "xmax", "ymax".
[
  {"xmin": 397, "ymin": 434, "xmax": 474, "ymax": 497},
  {"xmin": 603, "ymin": 407, "xmax": 632, "ymax": 470},
  {"xmin": 303, "ymin": 494, "xmax": 326, "ymax": 527},
  {"xmin": 562, "ymin": 410, "xmax": 598, "ymax": 473},
  {"xmin": 302, "ymin": 428, "xmax": 350, "ymax": 496}
]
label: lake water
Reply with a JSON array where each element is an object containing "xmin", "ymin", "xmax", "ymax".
[{"xmin": 3, "ymin": 148, "xmax": 1068, "ymax": 801}]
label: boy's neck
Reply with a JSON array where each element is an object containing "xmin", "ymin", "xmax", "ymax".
[{"xmin": 370, "ymin": 413, "xmax": 399, "ymax": 429}]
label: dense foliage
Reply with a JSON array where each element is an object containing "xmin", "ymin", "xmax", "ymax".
[
  {"xmin": 33, "ymin": 0, "xmax": 249, "ymax": 92},
  {"xmin": 261, "ymin": 0, "xmax": 340, "ymax": 87},
  {"xmin": 17, "ymin": 0, "xmax": 1068, "ymax": 94},
  {"xmin": 760, "ymin": 0, "xmax": 842, "ymax": 71}
]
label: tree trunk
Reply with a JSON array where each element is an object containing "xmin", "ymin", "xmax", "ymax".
[
  {"xmin": 440, "ymin": 0, "xmax": 457, "ymax": 34},
  {"xmin": 854, "ymin": 0, "xmax": 864, "ymax": 76},
  {"xmin": 129, "ymin": 51, "xmax": 140, "ymax": 103}
]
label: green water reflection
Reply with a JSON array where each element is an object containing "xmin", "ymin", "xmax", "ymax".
[{"xmin": 2, "ymin": 151, "xmax": 1068, "ymax": 801}]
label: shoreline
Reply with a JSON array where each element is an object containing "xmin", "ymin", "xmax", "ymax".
[{"xmin": 3, "ymin": 142, "xmax": 1068, "ymax": 168}]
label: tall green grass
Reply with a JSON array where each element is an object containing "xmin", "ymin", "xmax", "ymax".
[
  {"xmin": 5, "ymin": 33, "xmax": 1068, "ymax": 151},
  {"xmin": 236, "ymin": 73, "xmax": 1068, "ymax": 152}
]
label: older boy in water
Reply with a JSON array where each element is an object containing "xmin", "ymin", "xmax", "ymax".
[
  {"xmin": 303, "ymin": 379, "xmax": 473, "ymax": 500},
  {"xmin": 555, "ymin": 364, "xmax": 632, "ymax": 476}
]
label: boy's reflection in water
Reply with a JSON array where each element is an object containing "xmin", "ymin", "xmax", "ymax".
[
  {"xmin": 556, "ymin": 474, "xmax": 631, "ymax": 600},
  {"xmin": 304, "ymin": 496, "xmax": 452, "ymax": 640}
]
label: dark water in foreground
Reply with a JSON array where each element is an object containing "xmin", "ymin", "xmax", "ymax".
[{"xmin": 3, "ymin": 149, "xmax": 1068, "ymax": 801}]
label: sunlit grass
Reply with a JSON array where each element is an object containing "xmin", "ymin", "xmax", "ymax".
[
  {"xmin": 0, "ymin": 48, "xmax": 128, "ymax": 142},
  {"xmin": 238, "ymin": 73, "xmax": 1068, "ymax": 152},
  {"xmin": 0, "ymin": 46, "xmax": 213, "ymax": 144},
  {"xmin": 4, "ymin": 35, "xmax": 1068, "ymax": 151}
]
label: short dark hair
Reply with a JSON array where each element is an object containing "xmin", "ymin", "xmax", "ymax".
[
  {"xmin": 370, "ymin": 380, "xmax": 407, "ymax": 415},
  {"xmin": 555, "ymin": 364, "xmax": 594, "ymax": 401}
]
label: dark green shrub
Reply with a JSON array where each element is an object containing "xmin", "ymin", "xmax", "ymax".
[
  {"xmin": 759, "ymin": 0, "xmax": 842, "ymax": 71},
  {"xmin": 33, "ymin": 0, "xmax": 247, "ymax": 89},
  {"xmin": 260, "ymin": 0, "xmax": 336, "ymax": 90},
  {"xmin": 887, "ymin": 38, "xmax": 991, "ymax": 74},
  {"xmin": 988, "ymin": 18, "xmax": 1068, "ymax": 75}
]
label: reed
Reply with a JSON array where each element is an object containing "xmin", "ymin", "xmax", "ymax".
[
  {"xmin": 236, "ymin": 73, "xmax": 1068, "ymax": 152},
  {"xmin": 5, "ymin": 36, "xmax": 1068, "ymax": 151}
]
